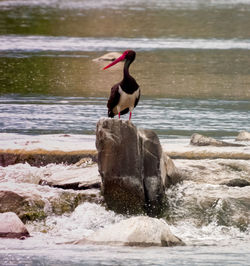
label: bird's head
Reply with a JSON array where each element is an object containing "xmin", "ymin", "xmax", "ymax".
[{"xmin": 103, "ymin": 50, "xmax": 136, "ymax": 70}]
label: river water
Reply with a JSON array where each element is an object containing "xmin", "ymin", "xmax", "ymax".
[{"xmin": 0, "ymin": 0, "xmax": 250, "ymax": 265}]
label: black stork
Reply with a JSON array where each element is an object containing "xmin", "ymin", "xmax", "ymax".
[{"xmin": 103, "ymin": 50, "xmax": 140, "ymax": 120}]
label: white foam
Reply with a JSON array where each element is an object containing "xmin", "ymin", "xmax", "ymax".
[
  {"xmin": 28, "ymin": 202, "xmax": 125, "ymax": 243},
  {"xmin": 170, "ymin": 221, "xmax": 250, "ymax": 246}
]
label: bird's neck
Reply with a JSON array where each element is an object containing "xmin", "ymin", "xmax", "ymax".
[
  {"xmin": 123, "ymin": 59, "xmax": 133, "ymax": 78},
  {"xmin": 121, "ymin": 59, "xmax": 138, "ymax": 94}
]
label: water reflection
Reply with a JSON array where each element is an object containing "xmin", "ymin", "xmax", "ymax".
[{"xmin": 1, "ymin": 50, "xmax": 250, "ymax": 99}]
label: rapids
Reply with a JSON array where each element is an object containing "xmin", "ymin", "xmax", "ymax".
[{"xmin": 0, "ymin": 136, "xmax": 250, "ymax": 264}]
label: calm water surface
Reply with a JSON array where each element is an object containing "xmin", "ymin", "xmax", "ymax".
[{"xmin": 0, "ymin": 0, "xmax": 250, "ymax": 265}]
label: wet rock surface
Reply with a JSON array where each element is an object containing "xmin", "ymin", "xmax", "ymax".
[
  {"xmin": 171, "ymin": 159, "xmax": 250, "ymax": 230},
  {"xmin": 74, "ymin": 216, "xmax": 185, "ymax": 247},
  {"xmin": 0, "ymin": 212, "xmax": 30, "ymax": 239},
  {"xmin": 96, "ymin": 118, "xmax": 181, "ymax": 216}
]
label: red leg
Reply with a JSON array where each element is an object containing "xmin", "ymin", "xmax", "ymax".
[
  {"xmin": 129, "ymin": 111, "xmax": 132, "ymax": 120},
  {"xmin": 118, "ymin": 112, "xmax": 120, "ymax": 119}
]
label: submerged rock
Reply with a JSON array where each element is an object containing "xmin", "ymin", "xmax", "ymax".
[
  {"xmin": 190, "ymin": 133, "xmax": 244, "ymax": 147},
  {"xmin": 0, "ymin": 212, "xmax": 30, "ymax": 239},
  {"xmin": 74, "ymin": 216, "xmax": 185, "ymax": 247},
  {"xmin": 236, "ymin": 131, "xmax": 250, "ymax": 141},
  {"xmin": 220, "ymin": 178, "xmax": 250, "ymax": 187},
  {"xmin": 96, "ymin": 118, "xmax": 181, "ymax": 216}
]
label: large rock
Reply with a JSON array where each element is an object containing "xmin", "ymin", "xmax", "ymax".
[
  {"xmin": 39, "ymin": 165, "xmax": 101, "ymax": 190},
  {"xmin": 0, "ymin": 212, "xmax": 30, "ymax": 239},
  {"xmin": 236, "ymin": 131, "xmax": 250, "ymax": 141},
  {"xmin": 190, "ymin": 133, "xmax": 244, "ymax": 147},
  {"xmin": 96, "ymin": 118, "xmax": 181, "ymax": 216},
  {"xmin": 74, "ymin": 216, "xmax": 185, "ymax": 247}
]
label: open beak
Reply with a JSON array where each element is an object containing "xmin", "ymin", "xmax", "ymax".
[{"xmin": 103, "ymin": 53, "xmax": 126, "ymax": 70}]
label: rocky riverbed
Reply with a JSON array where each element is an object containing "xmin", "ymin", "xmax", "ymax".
[{"xmin": 1, "ymin": 128, "xmax": 250, "ymax": 247}]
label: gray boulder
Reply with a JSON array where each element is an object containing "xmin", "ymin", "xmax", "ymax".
[
  {"xmin": 0, "ymin": 212, "xmax": 30, "ymax": 239},
  {"xmin": 74, "ymin": 216, "xmax": 185, "ymax": 247},
  {"xmin": 190, "ymin": 133, "xmax": 244, "ymax": 147},
  {"xmin": 96, "ymin": 118, "xmax": 181, "ymax": 216}
]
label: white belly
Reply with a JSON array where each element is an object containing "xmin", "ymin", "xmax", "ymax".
[{"xmin": 113, "ymin": 86, "xmax": 140, "ymax": 114}]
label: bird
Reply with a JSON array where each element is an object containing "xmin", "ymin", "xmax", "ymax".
[{"xmin": 103, "ymin": 50, "xmax": 140, "ymax": 120}]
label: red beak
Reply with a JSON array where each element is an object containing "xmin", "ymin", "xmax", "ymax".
[{"xmin": 103, "ymin": 53, "xmax": 126, "ymax": 70}]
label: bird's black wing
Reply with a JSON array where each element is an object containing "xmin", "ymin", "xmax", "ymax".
[
  {"xmin": 120, "ymin": 108, "xmax": 129, "ymax": 116},
  {"xmin": 134, "ymin": 88, "xmax": 140, "ymax": 108},
  {"xmin": 107, "ymin": 83, "xmax": 121, "ymax": 117}
]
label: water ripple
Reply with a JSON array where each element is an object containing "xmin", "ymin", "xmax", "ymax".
[
  {"xmin": 0, "ymin": 96, "xmax": 249, "ymax": 138},
  {"xmin": 1, "ymin": 0, "xmax": 250, "ymax": 10},
  {"xmin": 1, "ymin": 35, "xmax": 250, "ymax": 53}
]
